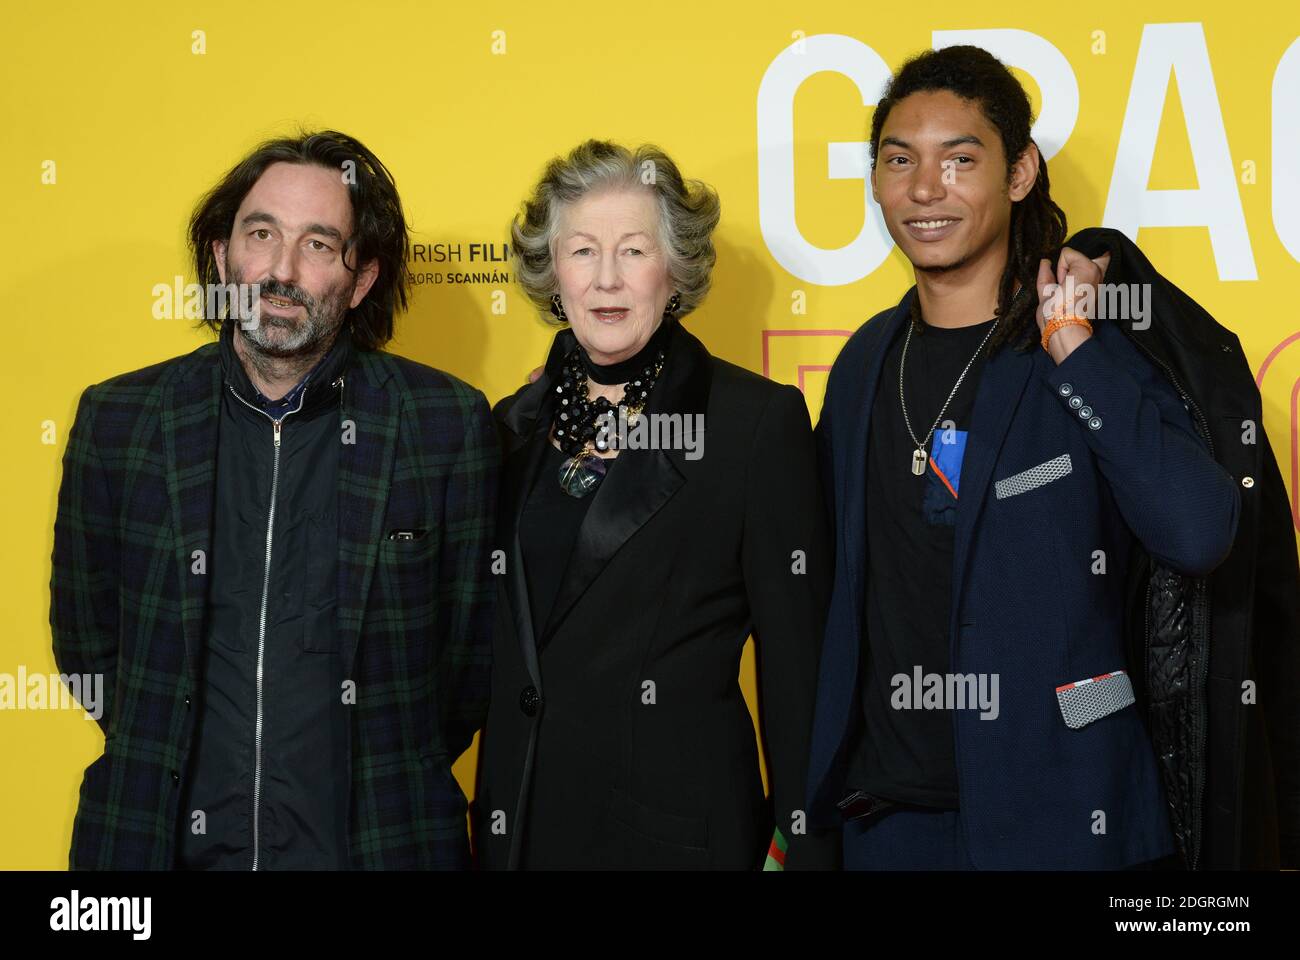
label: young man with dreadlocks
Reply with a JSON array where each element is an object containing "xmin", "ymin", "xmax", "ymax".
[{"xmin": 804, "ymin": 46, "xmax": 1245, "ymax": 869}]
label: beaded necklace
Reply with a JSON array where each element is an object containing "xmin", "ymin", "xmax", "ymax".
[{"xmin": 551, "ymin": 341, "xmax": 667, "ymax": 498}]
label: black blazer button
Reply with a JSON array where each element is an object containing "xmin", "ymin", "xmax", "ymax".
[
  {"xmin": 519, "ymin": 685, "xmax": 541, "ymax": 717},
  {"xmin": 170, "ymin": 770, "xmax": 180, "ymax": 784}
]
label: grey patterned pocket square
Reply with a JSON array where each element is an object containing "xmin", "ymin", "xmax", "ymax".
[
  {"xmin": 994, "ymin": 453, "xmax": 1072, "ymax": 500},
  {"xmin": 1055, "ymin": 670, "xmax": 1136, "ymax": 729}
]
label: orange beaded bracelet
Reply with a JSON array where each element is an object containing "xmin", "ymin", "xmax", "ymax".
[{"xmin": 1041, "ymin": 314, "xmax": 1093, "ymax": 352}]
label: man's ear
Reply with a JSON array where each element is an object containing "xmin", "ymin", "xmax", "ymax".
[
  {"xmin": 349, "ymin": 257, "xmax": 381, "ymax": 309},
  {"xmin": 212, "ymin": 239, "xmax": 228, "ymax": 283},
  {"xmin": 1008, "ymin": 141, "xmax": 1040, "ymax": 202},
  {"xmin": 870, "ymin": 165, "xmax": 880, "ymax": 205}
]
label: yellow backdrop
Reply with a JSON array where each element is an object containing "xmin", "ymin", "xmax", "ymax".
[{"xmin": 2, "ymin": 0, "xmax": 1297, "ymax": 868}]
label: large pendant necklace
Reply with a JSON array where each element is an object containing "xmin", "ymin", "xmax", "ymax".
[{"xmin": 552, "ymin": 344, "xmax": 666, "ymax": 497}]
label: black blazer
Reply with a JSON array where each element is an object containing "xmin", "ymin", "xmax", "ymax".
[{"xmin": 473, "ymin": 320, "xmax": 834, "ymax": 869}]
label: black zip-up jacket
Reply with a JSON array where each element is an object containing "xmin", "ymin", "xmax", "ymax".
[
  {"xmin": 1066, "ymin": 228, "xmax": 1300, "ymax": 869},
  {"xmin": 176, "ymin": 319, "xmax": 353, "ymax": 869}
]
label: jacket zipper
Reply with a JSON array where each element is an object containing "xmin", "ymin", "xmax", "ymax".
[
  {"xmin": 1124, "ymin": 335, "xmax": 1215, "ymax": 459},
  {"xmin": 226, "ymin": 382, "xmax": 309, "ymax": 871},
  {"xmin": 1122, "ymin": 331, "xmax": 1211, "ymax": 871},
  {"xmin": 334, "ymin": 373, "xmax": 350, "ymax": 869}
]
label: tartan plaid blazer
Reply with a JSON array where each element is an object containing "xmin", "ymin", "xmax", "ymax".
[{"xmin": 50, "ymin": 336, "xmax": 499, "ymax": 869}]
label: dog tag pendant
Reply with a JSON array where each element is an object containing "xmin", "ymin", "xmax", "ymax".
[{"xmin": 911, "ymin": 448, "xmax": 927, "ymax": 476}]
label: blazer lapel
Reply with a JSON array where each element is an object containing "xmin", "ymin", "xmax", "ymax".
[
  {"xmin": 538, "ymin": 324, "xmax": 710, "ymax": 647},
  {"xmin": 161, "ymin": 352, "xmax": 222, "ymax": 685},
  {"xmin": 949, "ymin": 340, "xmax": 1040, "ymax": 638},
  {"xmin": 500, "ymin": 427, "xmax": 550, "ymax": 689},
  {"xmin": 496, "ymin": 331, "xmax": 577, "ymax": 688},
  {"xmin": 841, "ymin": 290, "xmax": 913, "ymax": 625},
  {"xmin": 336, "ymin": 356, "xmax": 399, "ymax": 678},
  {"xmin": 500, "ymin": 322, "xmax": 710, "ymax": 652},
  {"xmin": 537, "ymin": 440, "xmax": 686, "ymax": 649}
]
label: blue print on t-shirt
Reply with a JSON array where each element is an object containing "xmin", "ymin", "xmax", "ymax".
[{"xmin": 923, "ymin": 428, "xmax": 968, "ymax": 526}]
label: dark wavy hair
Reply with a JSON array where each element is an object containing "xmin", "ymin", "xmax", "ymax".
[
  {"xmin": 188, "ymin": 129, "xmax": 409, "ymax": 351},
  {"xmin": 869, "ymin": 45, "xmax": 1068, "ymax": 353}
]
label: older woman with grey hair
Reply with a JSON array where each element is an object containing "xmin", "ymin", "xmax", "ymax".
[{"xmin": 474, "ymin": 139, "xmax": 835, "ymax": 870}]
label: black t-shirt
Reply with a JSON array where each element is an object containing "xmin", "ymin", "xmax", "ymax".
[{"xmin": 846, "ymin": 311, "xmax": 998, "ymax": 808}]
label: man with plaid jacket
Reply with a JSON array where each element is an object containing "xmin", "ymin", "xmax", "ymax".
[{"xmin": 50, "ymin": 130, "xmax": 498, "ymax": 870}]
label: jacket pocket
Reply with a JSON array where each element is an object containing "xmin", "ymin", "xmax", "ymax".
[
  {"xmin": 1055, "ymin": 669, "xmax": 1136, "ymax": 729},
  {"xmin": 607, "ymin": 785, "xmax": 709, "ymax": 851},
  {"xmin": 374, "ymin": 530, "xmax": 437, "ymax": 595},
  {"xmin": 994, "ymin": 453, "xmax": 1072, "ymax": 500}
]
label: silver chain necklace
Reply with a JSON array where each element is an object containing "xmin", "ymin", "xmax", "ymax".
[{"xmin": 899, "ymin": 314, "xmax": 1000, "ymax": 476}]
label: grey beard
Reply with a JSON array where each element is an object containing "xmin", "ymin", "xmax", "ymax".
[
  {"xmin": 228, "ymin": 268, "xmax": 353, "ymax": 379},
  {"xmin": 235, "ymin": 311, "xmax": 345, "ymax": 387},
  {"xmin": 241, "ymin": 309, "xmax": 333, "ymax": 357}
]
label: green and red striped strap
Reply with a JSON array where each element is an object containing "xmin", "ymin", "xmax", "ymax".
[{"xmin": 763, "ymin": 827, "xmax": 788, "ymax": 870}]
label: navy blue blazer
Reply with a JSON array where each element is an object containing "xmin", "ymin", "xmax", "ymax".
[{"xmin": 806, "ymin": 287, "xmax": 1241, "ymax": 869}]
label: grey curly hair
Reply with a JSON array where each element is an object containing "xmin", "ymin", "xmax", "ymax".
[{"xmin": 510, "ymin": 139, "xmax": 721, "ymax": 323}]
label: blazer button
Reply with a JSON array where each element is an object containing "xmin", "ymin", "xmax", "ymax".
[
  {"xmin": 1241, "ymin": 476, "xmax": 1254, "ymax": 488},
  {"xmin": 1059, "ymin": 383, "xmax": 1073, "ymax": 397},
  {"xmin": 1088, "ymin": 417, "xmax": 1102, "ymax": 430},
  {"xmin": 1079, "ymin": 406, "xmax": 1093, "ymax": 418},
  {"xmin": 1069, "ymin": 395, "xmax": 1084, "ymax": 409},
  {"xmin": 170, "ymin": 771, "xmax": 180, "ymax": 784},
  {"xmin": 184, "ymin": 696, "xmax": 192, "ymax": 709},
  {"xmin": 519, "ymin": 685, "xmax": 542, "ymax": 717}
]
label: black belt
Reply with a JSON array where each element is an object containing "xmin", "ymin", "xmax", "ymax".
[
  {"xmin": 837, "ymin": 790, "xmax": 960, "ymax": 823},
  {"xmin": 836, "ymin": 790, "xmax": 900, "ymax": 823}
]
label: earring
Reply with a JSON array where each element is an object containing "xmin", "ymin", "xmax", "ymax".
[
  {"xmin": 550, "ymin": 293, "xmax": 567, "ymax": 322},
  {"xmin": 664, "ymin": 293, "xmax": 681, "ymax": 317}
]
